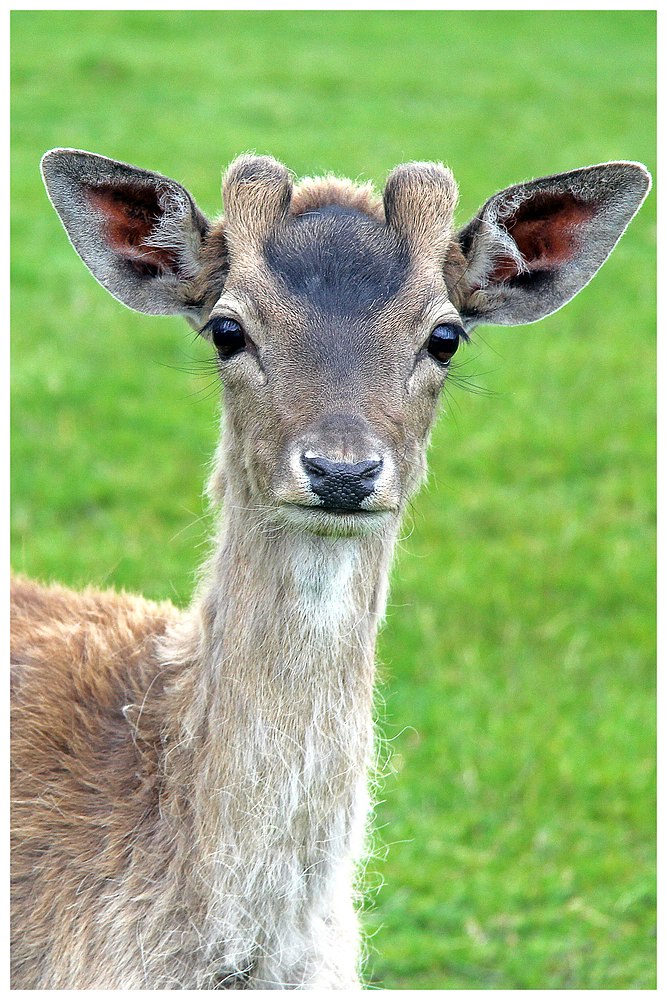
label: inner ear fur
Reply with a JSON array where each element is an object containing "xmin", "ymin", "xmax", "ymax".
[
  {"xmin": 85, "ymin": 183, "xmax": 186, "ymax": 278},
  {"xmin": 41, "ymin": 148, "xmax": 209, "ymax": 316},
  {"xmin": 452, "ymin": 161, "xmax": 651, "ymax": 327},
  {"xmin": 383, "ymin": 161, "xmax": 459, "ymax": 263},
  {"xmin": 482, "ymin": 191, "xmax": 596, "ymax": 282}
]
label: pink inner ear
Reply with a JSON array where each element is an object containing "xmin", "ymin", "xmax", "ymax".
[
  {"xmin": 87, "ymin": 184, "xmax": 178, "ymax": 276},
  {"xmin": 489, "ymin": 192, "xmax": 597, "ymax": 283}
]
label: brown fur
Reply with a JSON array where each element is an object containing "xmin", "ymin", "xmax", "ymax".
[
  {"xmin": 290, "ymin": 175, "xmax": 384, "ymax": 221},
  {"xmin": 11, "ymin": 578, "xmax": 185, "ymax": 986}
]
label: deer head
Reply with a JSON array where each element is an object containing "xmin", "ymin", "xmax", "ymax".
[{"xmin": 41, "ymin": 150, "xmax": 650, "ymax": 538}]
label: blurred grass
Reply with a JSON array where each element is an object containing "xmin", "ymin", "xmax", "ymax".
[{"xmin": 11, "ymin": 9, "xmax": 656, "ymax": 989}]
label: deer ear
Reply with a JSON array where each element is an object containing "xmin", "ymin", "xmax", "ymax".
[
  {"xmin": 41, "ymin": 148, "xmax": 210, "ymax": 316},
  {"xmin": 452, "ymin": 162, "xmax": 651, "ymax": 328}
]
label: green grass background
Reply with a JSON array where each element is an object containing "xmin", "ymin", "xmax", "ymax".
[{"xmin": 11, "ymin": 10, "xmax": 656, "ymax": 989}]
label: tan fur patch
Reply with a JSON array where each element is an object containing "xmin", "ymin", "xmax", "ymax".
[{"xmin": 290, "ymin": 175, "xmax": 384, "ymax": 221}]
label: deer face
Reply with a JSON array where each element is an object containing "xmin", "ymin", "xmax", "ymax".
[
  {"xmin": 41, "ymin": 150, "xmax": 650, "ymax": 537},
  {"xmin": 197, "ymin": 158, "xmax": 463, "ymax": 536}
]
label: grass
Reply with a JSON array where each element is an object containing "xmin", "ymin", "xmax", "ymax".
[{"xmin": 11, "ymin": 9, "xmax": 656, "ymax": 989}]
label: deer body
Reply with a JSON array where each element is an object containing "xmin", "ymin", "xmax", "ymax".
[{"xmin": 11, "ymin": 150, "xmax": 649, "ymax": 988}]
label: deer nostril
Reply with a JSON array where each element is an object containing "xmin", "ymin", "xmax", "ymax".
[
  {"xmin": 301, "ymin": 456, "xmax": 331, "ymax": 479},
  {"xmin": 355, "ymin": 459, "xmax": 383, "ymax": 479},
  {"xmin": 300, "ymin": 455, "xmax": 383, "ymax": 510}
]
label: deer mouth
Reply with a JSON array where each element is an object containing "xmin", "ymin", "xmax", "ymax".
[{"xmin": 280, "ymin": 503, "xmax": 396, "ymax": 537}]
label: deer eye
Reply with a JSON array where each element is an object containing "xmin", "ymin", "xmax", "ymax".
[
  {"xmin": 207, "ymin": 317, "xmax": 246, "ymax": 357},
  {"xmin": 426, "ymin": 323, "xmax": 465, "ymax": 365}
]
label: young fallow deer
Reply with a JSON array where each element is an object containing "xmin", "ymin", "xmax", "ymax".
[{"xmin": 11, "ymin": 149, "xmax": 649, "ymax": 989}]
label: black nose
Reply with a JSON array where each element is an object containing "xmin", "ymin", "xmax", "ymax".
[{"xmin": 301, "ymin": 455, "xmax": 383, "ymax": 510}]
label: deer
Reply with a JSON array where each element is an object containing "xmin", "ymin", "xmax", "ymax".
[{"xmin": 11, "ymin": 148, "xmax": 650, "ymax": 989}]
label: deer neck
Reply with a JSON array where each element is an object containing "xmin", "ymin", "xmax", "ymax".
[
  {"xmin": 165, "ymin": 490, "xmax": 399, "ymax": 866},
  {"xmin": 196, "ymin": 493, "xmax": 396, "ymax": 713}
]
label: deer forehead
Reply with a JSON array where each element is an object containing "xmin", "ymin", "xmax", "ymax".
[
  {"xmin": 263, "ymin": 210, "xmax": 412, "ymax": 313},
  {"xmin": 213, "ymin": 209, "xmax": 457, "ymax": 353}
]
